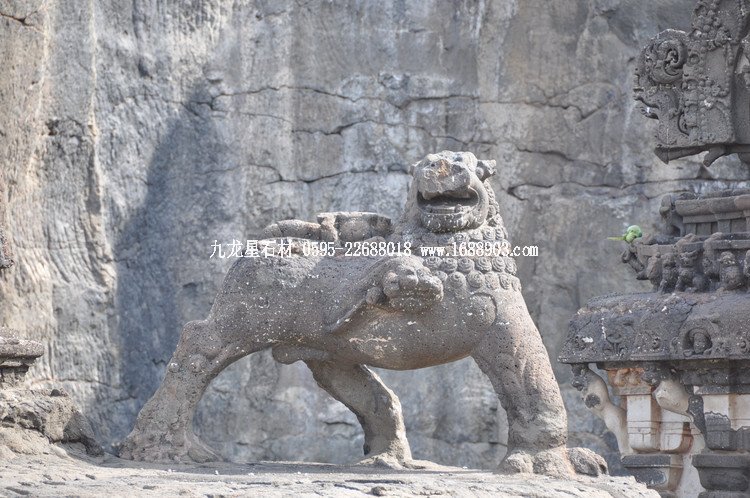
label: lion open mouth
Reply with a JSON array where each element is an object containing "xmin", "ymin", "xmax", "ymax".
[{"xmin": 417, "ymin": 189, "xmax": 478, "ymax": 215}]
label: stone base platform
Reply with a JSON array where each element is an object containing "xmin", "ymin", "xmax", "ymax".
[{"xmin": 0, "ymin": 445, "xmax": 656, "ymax": 497}]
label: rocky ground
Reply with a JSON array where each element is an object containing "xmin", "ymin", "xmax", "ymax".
[{"xmin": 0, "ymin": 443, "xmax": 657, "ymax": 498}]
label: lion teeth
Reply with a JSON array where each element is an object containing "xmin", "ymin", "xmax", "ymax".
[
  {"xmin": 422, "ymin": 204, "xmax": 474, "ymax": 215},
  {"xmin": 431, "ymin": 205, "xmax": 456, "ymax": 214}
]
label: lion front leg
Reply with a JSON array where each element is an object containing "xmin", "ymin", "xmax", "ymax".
[{"xmin": 471, "ymin": 292, "xmax": 607, "ymax": 477}]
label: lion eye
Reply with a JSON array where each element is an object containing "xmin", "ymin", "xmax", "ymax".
[{"xmin": 475, "ymin": 160, "xmax": 496, "ymax": 180}]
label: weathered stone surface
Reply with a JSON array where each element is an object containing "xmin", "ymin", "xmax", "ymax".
[
  {"xmin": 0, "ymin": 330, "xmax": 43, "ymax": 387},
  {"xmin": 2, "ymin": 0, "xmax": 749, "ymax": 471},
  {"xmin": 0, "ymin": 331, "xmax": 43, "ymax": 359},
  {"xmin": 634, "ymin": 0, "xmax": 750, "ymax": 166},
  {"xmin": 0, "ymin": 387, "xmax": 102, "ymax": 457},
  {"xmin": 0, "ymin": 447, "xmax": 659, "ymax": 498},
  {"xmin": 562, "ymin": 292, "xmax": 750, "ymax": 364}
]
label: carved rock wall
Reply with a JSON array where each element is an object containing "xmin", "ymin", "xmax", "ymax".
[{"xmin": 1, "ymin": 0, "xmax": 748, "ymax": 470}]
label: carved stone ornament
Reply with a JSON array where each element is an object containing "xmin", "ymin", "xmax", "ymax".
[{"xmin": 635, "ymin": 0, "xmax": 750, "ymax": 166}]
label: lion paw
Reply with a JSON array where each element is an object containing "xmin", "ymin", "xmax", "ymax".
[
  {"xmin": 498, "ymin": 450, "xmax": 534, "ymax": 474},
  {"xmin": 357, "ymin": 454, "xmax": 406, "ymax": 469},
  {"xmin": 567, "ymin": 447, "xmax": 608, "ymax": 477},
  {"xmin": 498, "ymin": 448, "xmax": 572, "ymax": 477},
  {"xmin": 379, "ymin": 260, "xmax": 443, "ymax": 312},
  {"xmin": 357, "ymin": 455, "xmax": 436, "ymax": 470},
  {"xmin": 497, "ymin": 447, "xmax": 607, "ymax": 478},
  {"xmin": 119, "ymin": 429, "xmax": 221, "ymax": 464}
]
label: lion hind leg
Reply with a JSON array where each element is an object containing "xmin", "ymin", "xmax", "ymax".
[
  {"xmin": 305, "ymin": 360, "xmax": 412, "ymax": 468},
  {"xmin": 119, "ymin": 319, "xmax": 268, "ymax": 463}
]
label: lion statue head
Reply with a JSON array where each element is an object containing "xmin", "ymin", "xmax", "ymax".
[{"xmin": 396, "ymin": 151, "xmax": 500, "ymax": 236}]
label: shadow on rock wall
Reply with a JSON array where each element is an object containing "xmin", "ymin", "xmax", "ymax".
[{"xmin": 114, "ymin": 87, "xmax": 234, "ymax": 443}]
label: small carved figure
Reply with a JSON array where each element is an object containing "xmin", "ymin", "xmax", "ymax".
[
  {"xmin": 659, "ymin": 253, "xmax": 679, "ymax": 293},
  {"xmin": 659, "ymin": 195, "xmax": 683, "ymax": 237},
  {"xmin": 571, "ymin": 364, "xmax": 629, "ymax": 454},
  {"xmin": 702, "ymin": 252, "xmax": 719, "ymax": 283},
  {"xmin": 684, "ymin": 328, "xmax": 713, "ymax": 357},
  {"xmin": 119, "ymin": 151, "xmax": 605, "ymax": 477},
  {"xmin": 642, "ymin": 365, "xmax": 692, "ymax": 420},
  {"xmin": 621, "ymin": 247, "xmax": 646, "ymax": 278},
  {"xmin": 603, "ymin": 316, "xmax": 632, "ymax": 357},
  {"xmin": 676, "ymin": 249, "xmax": 700, "ymax": 292},
  {"xmin": 646, "ymin": 254, "xmax": 663, "ymax": 290},
  {"xmin": 719, "ymin": 251, "xmax": 745, "ymax": 291}
]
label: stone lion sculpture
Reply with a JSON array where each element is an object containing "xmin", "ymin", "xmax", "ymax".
[{"xmin": 120, "ymin": 151, "xmax": 606, "ymax": 477}]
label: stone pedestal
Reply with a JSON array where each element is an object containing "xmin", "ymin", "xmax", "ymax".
[
  {"xmin": 0, "ymin": 330, "xmax": 43, "ymax": 387},
  {"xmin": 561, "ymin": 189, "xmax": 750, "ymax": 497},
  {"xmin": 0, "ymin": 328, "xmax": 102, "ymax": 456},
  {"xmin": 693, "ymin": 452, "xmax": 750, "ymax": 498}
]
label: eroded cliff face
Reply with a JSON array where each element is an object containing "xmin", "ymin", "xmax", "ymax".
[{"xmin": 1, "ymin": 0, "xmax": 746, "ymax": 470}]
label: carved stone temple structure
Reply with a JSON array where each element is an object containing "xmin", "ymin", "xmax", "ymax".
[{"xmin": 561, "ymin": 2, "xmax": 750, "ymax": 497}]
